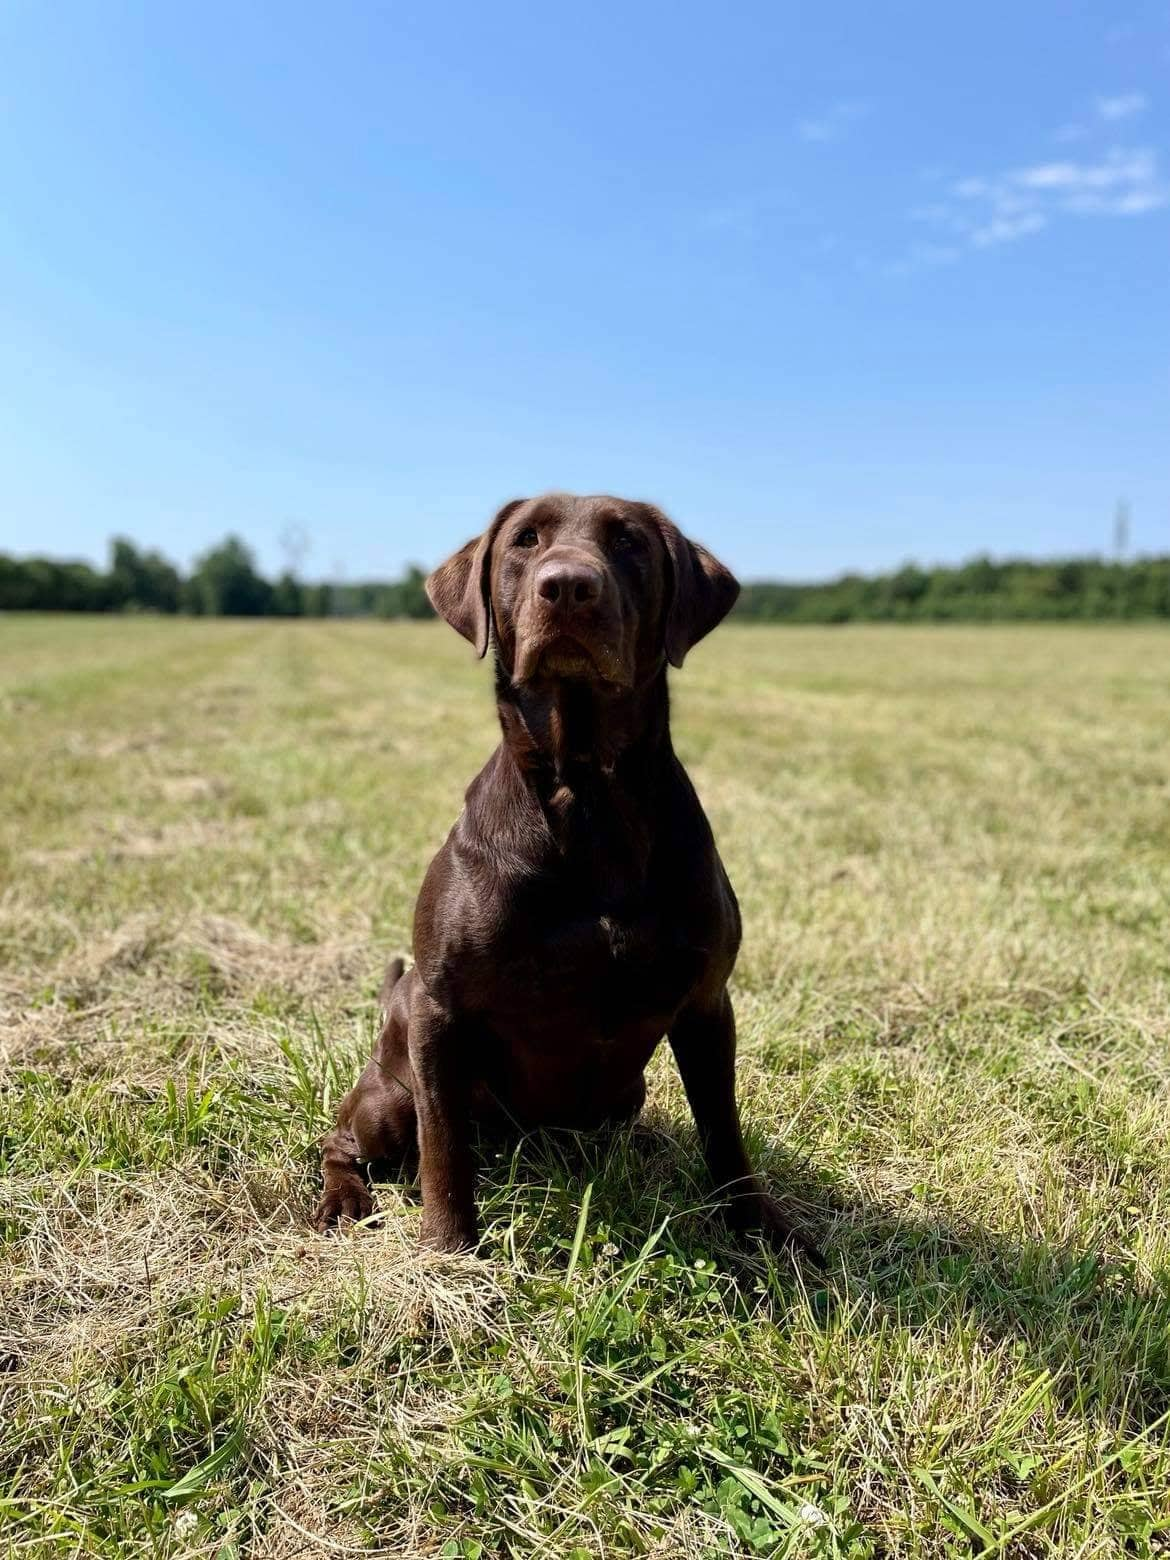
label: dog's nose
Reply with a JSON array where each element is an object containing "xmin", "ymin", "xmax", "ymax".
[{"xmin": 535, "ymin": 559, "xmax": 603, "ymax": 610}]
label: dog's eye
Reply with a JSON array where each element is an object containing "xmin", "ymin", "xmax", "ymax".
[
  {"xmin": 514, "ymin": 527, "xmax": 539, "ymax": 549},
  {"xmin": 610, "ymin": 527, "xmax": 639, "ymax": 553}
]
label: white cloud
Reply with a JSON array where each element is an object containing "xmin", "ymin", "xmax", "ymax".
[
  {"xmin": 950, "ymin": 146, "xmax": 1167, "ymax": 227},
  {"xmin": 894, "ymin": 136, "xmax": 1167, "ymax": 271},
  {"xmin": 796, "ymin": 100, "xmax": 867, "ymax": 143},
  {"xmin": 1015, "ymin": 148, "xmax": 1156, "ymax": 191},
  {"xmin": 971, "ymin": 211, "xmax": 1047, "ymax": 247},
  {"xmin": 1065, "ymin": 185, "xmax": 1169, "ymax": 216},
  {"xmin": 1051, "ymin": 91, "xmax": 1145, "ymax": 143},
  {"xmin": 1097, "ymin": 92, "xmax": 1147, "ymax": 121}
]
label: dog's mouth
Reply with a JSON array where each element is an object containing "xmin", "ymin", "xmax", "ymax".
[
  {"xmin": 539, "ymin": 637, "xmax": 600, "ymax": 677},
  {"xmin": 514, "ymin": 633, "xmax": 632, "ymax": 689}
]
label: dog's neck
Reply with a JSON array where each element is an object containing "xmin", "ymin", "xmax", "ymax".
[{"xmin": 494, "ymin": 659, "xmax": 671, "ymax": 804}]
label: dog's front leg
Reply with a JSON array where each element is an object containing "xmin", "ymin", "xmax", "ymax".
[
  {"xmin": 670, "ymin": 989, "xmax": 821, "ymax": 1263},
  {"xmin": 408, "ymin": 983, "xmax": 478, "ymax": 1252}
]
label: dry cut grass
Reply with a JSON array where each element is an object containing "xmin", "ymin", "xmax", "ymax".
[{"xmin": 1, "ymin": 614, "xmax": 1169, "ymax": 1557}]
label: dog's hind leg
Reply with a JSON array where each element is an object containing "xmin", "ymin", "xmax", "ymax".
[{"xmin": 313, "ymin": 959, "xmax": 418, "ymax": 1231}]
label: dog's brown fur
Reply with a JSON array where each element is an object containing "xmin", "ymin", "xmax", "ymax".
[{"xmin": 314, "ymin": 492, "xmax": 818, "ymax": 1260}]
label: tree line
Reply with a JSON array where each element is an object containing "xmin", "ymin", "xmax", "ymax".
[
  {"xmin": 2, "ymin": 534, "xmax": 1169, "ymax": 622},
  {"xmin": 737, "ymin": 554, "xmax": 1170, "ymax": 622},
  {"xmin": 0, "ymin": 537, "xmax": 431, "ymax": 619}
]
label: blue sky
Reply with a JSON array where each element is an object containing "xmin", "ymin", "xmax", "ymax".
[{"xmin": 1, "ymin": 2, "xmax": 1167, "ymax": 582}]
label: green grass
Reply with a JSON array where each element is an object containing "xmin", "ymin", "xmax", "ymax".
[{"xmin": 2, "ymin": 614, "xmax": 1169, "ymax": 1558}]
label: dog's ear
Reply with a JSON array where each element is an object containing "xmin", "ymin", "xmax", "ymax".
[
  {"xmin": 426, "ymin": 500, "xmax": 524, "ymax": 657},
  {"xmin": 650, "ymin": 509, "xmax": 740, "ymax": 668}
]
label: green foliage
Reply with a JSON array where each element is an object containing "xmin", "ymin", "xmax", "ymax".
[
  {"xmin": 0, "ymin": 553, "xmax": 114, "ymax": 611},
  {"xmin": 108, "ymin": 538, "xmax": 183, "ymax": 614},
  {"xmin": 736, "ymin": 553, "xmax": 1170, "ymax": 622},
  {"xmin": 269, "ymin": 570, "xmax": 305, "ymax": 618},
  {"xmin": 4, "ymin": 532, "xmax": 1170, "ymax": 622},
  {"xmin": 184, "ymin": 536, "xmax": 274, "ymax": 617},
  {"xmin": 0, "ymin": 540, "xmax": 434, "ymax": 619},
  {"xmin": 375, "ymin": 563, "xmax": 433, "ymax": 619}
]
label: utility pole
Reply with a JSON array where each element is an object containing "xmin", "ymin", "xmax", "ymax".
[
  {"xmin": 278, "ymin": 521, "xmax": 311, "ymax": 578},
  {"xmin": 1113, "ymin": 499, "xmax": 1130, "ymax": 619},
  {"xmin": 1113, "ymin": 499, "xmax": 1129, "ymax": 561},
  {"xmin": 1110, "ymin": 502, "xmax": 1129, "ymax": 617}
]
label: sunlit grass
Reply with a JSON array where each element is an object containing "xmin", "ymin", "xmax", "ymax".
[{"xmin": 2, "ymin": 616, "xmax": 1168, "ymax": 1556}]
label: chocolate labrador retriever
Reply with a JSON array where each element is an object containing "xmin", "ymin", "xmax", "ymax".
[{"xmin": 314, "ymin": 492, "xmax": 817, "ymax": 1260}]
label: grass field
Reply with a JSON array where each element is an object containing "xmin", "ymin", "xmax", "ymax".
[{"xmin": 2, "ymin": 615, "xmax": 1169, "ymax": 1558}]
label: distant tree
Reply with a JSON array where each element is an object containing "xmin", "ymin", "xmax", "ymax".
[
  {"xmin": 4, "ymin": 535, "xmax": 1170, "ymax": 624},
  {"xmin": 56, "ymin": 561, "xmax": 111, "ymax": 611},
  {"xmin": 378, "ymin": 564, "xmax": 432, "ymax": 619},
  {"xmin": 302, "ymin": 582, "xmax": 333, "ymax": 617},
  {"xmin": 186, "ymin": 536, "xmax": 273, "ymax": 616},
  {"xmin": 180, "ymin": 572, "xmax": 205, "ymax": 615},
  {"xmin": 108, "ymin": 537, "xmax": 182, "ymax": 612},
  {"xmin": 0, "ymin": 555, "xmax": 36, "ymax": 610},
  {"xmin": 729, "ymin": 554, "xmax": 1170, "ymax": 624},
  {"xmin": 271, "ymin": 570, "xmax": 305, "ymax": 617},
  {"xmin": 0, "ymin": 555, "xmax": 110, "ymax": 611},
  {"xmin": 887, "ymin": 563, "xmax": 930, "ymax": 618}
]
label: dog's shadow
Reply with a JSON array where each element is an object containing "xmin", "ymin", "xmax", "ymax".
[{"xmin": 368, "ymin": 1111, "xmax": 1170, "ymax": 1431}]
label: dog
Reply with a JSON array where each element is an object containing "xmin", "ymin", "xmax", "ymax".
[{"xmin": 314, "ymin": 492, "xmax": 818, "ymax": 1261}]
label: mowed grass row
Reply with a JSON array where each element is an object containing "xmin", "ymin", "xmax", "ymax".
[{"xmin": 1, "ymin": 615, "xmax": 1168, "ymax": 1558}]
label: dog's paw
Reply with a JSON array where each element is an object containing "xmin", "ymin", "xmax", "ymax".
[
  {"xmin": 312, "ymin": 1176, "xmax": 375, "ymax": 1233},
  {"xmin": 740, "ymin": 1194, "xmax": 826, "ymax": 1270},
  {"xmin": 419, "ymin": 1211, "xmax": 478, "ymax": 1254}
]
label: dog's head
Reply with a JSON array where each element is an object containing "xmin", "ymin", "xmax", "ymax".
[{"xmin": 426, "ymin": 493, "xmax": 739, "ymax": 689}]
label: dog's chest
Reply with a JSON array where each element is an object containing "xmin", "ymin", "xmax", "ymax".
[
  {"xmin": 490, "ymin": 893, "xmax": 703, "ymax": 1041},
  {"xmin": 478, "ymin": 900, "xmax": 698, "ymax": 1126}
]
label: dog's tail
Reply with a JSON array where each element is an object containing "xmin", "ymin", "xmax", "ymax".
[{"xmin": 378, "ymin": 956, "xmax": 407, "ymax": 1015}]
